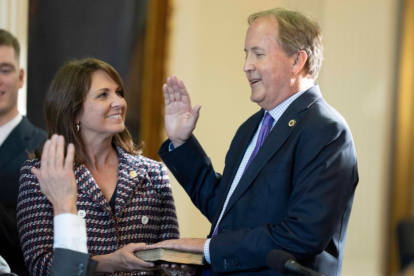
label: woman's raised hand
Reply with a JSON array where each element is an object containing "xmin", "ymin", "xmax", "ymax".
[{"xmin": 31, "ymin": 134, "xmax": 77, "ymax": 215}]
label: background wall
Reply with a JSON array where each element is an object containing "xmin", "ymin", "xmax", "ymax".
[{"xmin": 166, "ymin": 1, "xmax": 400, "ymax": 276}]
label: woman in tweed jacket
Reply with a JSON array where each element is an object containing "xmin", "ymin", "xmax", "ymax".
[{"xmin": 16, "ymin": 58, "xmax": 180, "ymax": 276}]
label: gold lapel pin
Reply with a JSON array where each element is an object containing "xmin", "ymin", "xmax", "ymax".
[
  {"xmin": 129, "ymin": 171, "xmax": 137, "ymax": 178},
  {"xmin": 288, "ymin": 119, "xmax": 296, "ymax": 127}
]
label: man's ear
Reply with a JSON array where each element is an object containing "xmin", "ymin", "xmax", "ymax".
[
  {"xmin": 292, "ymin": 50, "xmax": 307, "ymax": 75},
  {"xmin": 19, "ymin": 68, "xmax": 24, "ymax": 88}
]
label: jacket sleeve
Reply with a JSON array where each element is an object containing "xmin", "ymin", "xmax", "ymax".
[
  {"xmin": 159, "ymin": 135, "xmax": 224, "ymax": 222},
  {"xmin": 17, "ymin": 160, "xmax": 54, "ymax": 276},
  {"xmin": 51, "ymin": 249, "xmax": 97, "ymax": 276}
]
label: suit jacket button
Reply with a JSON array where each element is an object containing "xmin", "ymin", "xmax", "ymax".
[
  {"xmin": 142, "ymin": 216, "xmax": 149, "ymax": 224},
  {"xmin": 76, "ymin": 263, "xmax": 84, "ymax": 275}
]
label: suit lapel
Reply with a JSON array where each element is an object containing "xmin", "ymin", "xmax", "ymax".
[
  {"xmin": 114, "ymin": 148, "xmax": 142, "ymax": 217},
  {"xmin": 220, "ymin": 110, "xmax": 264, "ymax": 193},
  {"xmin": 222, "ymin": 85, "xmax": 323, "ymax": 218},
  {"xmin": 0, "ymin": 118, "xmax": 31, "ymax": 171},
  {"xmin": 210, "ymin": 111, "xmax": 264, "ymax": 228}
]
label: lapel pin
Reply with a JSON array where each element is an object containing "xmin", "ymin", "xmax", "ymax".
[
  {"xmin": 288, "ymin": 119, "xmax": 296, "ymax": 127},
  {"xmin": 129, "ymin": 171, "xmax": 137, "ymax": 178}
]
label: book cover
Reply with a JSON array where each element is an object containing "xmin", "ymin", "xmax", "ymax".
[{"xmin": 135, "ymin": 248, "xmax": 204, "ymax": 265}]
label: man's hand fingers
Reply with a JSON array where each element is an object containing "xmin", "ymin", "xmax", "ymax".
[
  {"xmin": 163, "ymin": 84, "xmax": 171, "ymax": 106},
  {"xmin": 172, "ymin": 75, "xmax": 182, "ymax": 102},
  {"xmin": 190, "ymin": 105, "xmax": 202, "ymax": 127},
  {"xmin": 40, "ymin": 139, "xmax": 51, "ymax": 171},
  {"xmin": 64, "ymin": 143, "xmax": 75, "ymax": 170},
  {"xmin": 55, "ymin": 135, "xmax": 65, "ymax": 169},
  {"xmin": 167, "ymin": 86, "xmax": 176, "ymax": 102},
  {"xmin": 178, "ymin": 78, "xmax": 192, "ymax": 106},
  {"xmin": 48, "ymin": 135, "xmax": 58, "ymax": 171},
  {"xmin": 148, "ymin": 239, "xmax": 181, "ymax": 250},
  {"xmin": 167, "ymin": 77, "xmax": 176, "ymax": 102}
]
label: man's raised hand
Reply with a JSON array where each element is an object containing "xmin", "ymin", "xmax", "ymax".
[
  {"xmin": 31, "ymin": 135, "xmax": 77, "ymax": 216},
  {"xmin": 163, "ymin": 75, "xmax": 201, "ymax": 148}
]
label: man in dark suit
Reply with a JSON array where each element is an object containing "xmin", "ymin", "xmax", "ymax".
[
  {"xmin": 153, "ymin": 7, "xmax": 358, "ymax": 276},
  {"xmin": 34, "ymin": 135, "xmax": 97, "ymax": 276},
  {"xmin": 0, "ymin": 29, "xmax": 46, "ymax": 276}
]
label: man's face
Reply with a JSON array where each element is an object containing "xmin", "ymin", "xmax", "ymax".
[
  {"xmin": 0, "ymin": 45, "xmax": 23, "ymax": 119},
  {"xmin": 244, "ymin": 17, "xmax": 296, "ymax": 111}
]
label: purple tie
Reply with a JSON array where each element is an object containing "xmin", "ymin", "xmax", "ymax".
[
  {"xmin": 201, "ymin": 113, "xmax": 274, "ymax": 276},
  {"xmin": 243, "ymin": 112, "xmax": 274, "ymax": 173}
]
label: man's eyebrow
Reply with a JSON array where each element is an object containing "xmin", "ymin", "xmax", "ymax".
[
  {"xmin": 0, "ymin": 62, "xmax": 15, "ymax": 68},
  {"xmin": 244, "ymin": 47, "xmax": 265, "ymax": 52}
]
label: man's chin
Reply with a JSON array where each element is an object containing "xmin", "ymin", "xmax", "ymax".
[{"xmin": 250, "ymin": 93, "xmax": 263, "ymax": 105}]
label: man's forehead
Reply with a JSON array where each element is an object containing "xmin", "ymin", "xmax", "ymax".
[
  {"xmin": 245, "ymin": 17, "xmax": 279, "ymax": 48},
  {"xmin": 0, "ymin": 44, "xmax": 19, "ymax": 63}
]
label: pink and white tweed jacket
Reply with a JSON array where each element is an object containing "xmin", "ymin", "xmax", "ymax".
[{"xmin": 17, "ymin": 146, "xmax": 179, "ymax": 276}]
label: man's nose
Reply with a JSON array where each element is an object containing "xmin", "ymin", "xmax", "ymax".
[{"xmin": 243, "ymin": 56, "xmax": 255, "ymax": 73}]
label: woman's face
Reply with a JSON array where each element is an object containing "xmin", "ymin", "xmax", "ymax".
[{"xmin": 77, "ymin": 70, "xmax": 126, "ymax": 142}]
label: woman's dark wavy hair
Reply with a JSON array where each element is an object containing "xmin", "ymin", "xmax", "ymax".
[{"xmin": 34, "ymin": 58, "xmax": 142, "ymax": 164}]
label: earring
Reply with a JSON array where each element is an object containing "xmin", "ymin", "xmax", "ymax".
[{"xmin": 76, "ymin": 124, "xmax": 80, "ymax": 132}]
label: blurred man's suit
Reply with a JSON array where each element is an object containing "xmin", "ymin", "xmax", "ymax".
[
  {"xmin": 0, "ymin": 117, "xmax": 46, "ymax": 276},
  {"xmin": 50, "ymin": 249, "xmax": 97, "ymax": 276},
  {"xmin": 0, "ymin": 249, "xmax": 97, "ymax": 276},
  {"xmin": 160, "ymin": 85, "xmax": 359, "ymax": 276}
]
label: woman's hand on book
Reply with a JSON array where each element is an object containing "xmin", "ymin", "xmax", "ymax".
[{"xmin": 93, "ymin": 243, "xmax": 158, "ymax": 273}]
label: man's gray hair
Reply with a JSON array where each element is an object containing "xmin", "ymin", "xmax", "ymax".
[{"xmin": 248, "ymin": 8, "xmax": 323, "ymax": 79}]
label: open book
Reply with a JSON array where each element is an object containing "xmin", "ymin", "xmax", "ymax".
[{"xmin": 135, "ymin": 248, "xmax": 204, "ymax": 265}]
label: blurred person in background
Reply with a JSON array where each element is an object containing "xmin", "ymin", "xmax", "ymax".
[{"xmin": 0, "ymin": 29, "xmax": 46, "ymax": 276}]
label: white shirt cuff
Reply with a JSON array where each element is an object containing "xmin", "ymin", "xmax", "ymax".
[
  {"xmin": 204, "ymin": 238, "xmax": 211, "ymax": 264},
  {"xmin": 53, "ymin": 213, "xmax": 88, "ymax": 254}
]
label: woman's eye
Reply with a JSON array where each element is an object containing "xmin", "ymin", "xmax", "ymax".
[
  {"xmin": 98, "ymin": 92, "xmax": 107, "ymax": 98},
  {"xmin": 116, "ymin": 91, "xmax": 123, "ymax": 97}
]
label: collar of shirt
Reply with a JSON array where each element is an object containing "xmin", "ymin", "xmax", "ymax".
[
  {"xmin": 266, "ymin": 86, "xmax": 313, "ymax": 130},
  {"xmin": 0, "ymin": 113, "xmax": 23, "ymax": 147}
]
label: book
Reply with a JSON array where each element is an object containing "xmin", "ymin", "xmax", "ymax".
[{"xmin": 135, "ymin": 248, "xmax": 204, "ymax": 265}]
